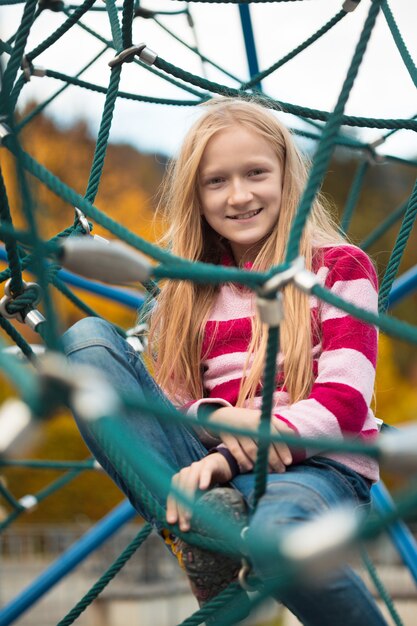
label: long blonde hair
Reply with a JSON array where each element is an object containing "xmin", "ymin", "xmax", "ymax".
[{"xmin": 148, "ymin": 98, "xmax": 344, "ymax": 405}]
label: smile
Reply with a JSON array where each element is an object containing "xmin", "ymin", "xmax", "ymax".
[{"xmin": 227, "ymin": 208, "xmax": 263, "ymax": 220}]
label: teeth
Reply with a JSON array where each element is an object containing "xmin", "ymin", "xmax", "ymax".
[{"xmin": 229, "ymin": 208, "xmax": 262, "ymax": 220}]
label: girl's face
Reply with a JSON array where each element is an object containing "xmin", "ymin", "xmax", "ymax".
[{"xmin": 198, "ymin": 124, "xmax": 283, "ymax": 264}]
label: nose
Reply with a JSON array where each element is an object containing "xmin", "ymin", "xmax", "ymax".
[{"xmin": 228, "ymin": 178, "xmax": 253, "ymax": 207}]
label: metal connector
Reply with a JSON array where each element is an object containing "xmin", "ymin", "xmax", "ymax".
[
  {"xmin": 74, "ymin": 207, "xmax": 91, "ymax": 235},
  {"xmin": 378, "ymin": 425, "xmax": 417, "ymax": 471},
  {"xmin": 0, "ymin": 120, "xmax": 12, "ymax": 145},
  {"xmin": 0, "ymin": 398, "xmax": 33, "ymax": 456},
  {"xmin": 238, "ymin": 557, "xmax": 256, "ymax": 592},
  {"xmin": 21, "ymin": 57, "xmax": 46, "ymax": 81},
  {"xmin": 19, "ymin": 494, "xmax": 38, "ymax": 511},
  {"xmin": 256, "ymin": 292, "xmax": 284, "ymax": 327},
  {"xmin": 280, "ymin": 506, "xmax": 360, "ymax": 575},
  {"xmin": 293, "ymin": 268, "xmax": 320, "ymax": 294},
  {"xmin": 36, "ymin": 353, "xmax": 121, "ymax": 421},
  {"xmin": 60, "ymin": 236, "xmax": 152, "ymax": 285},
  {"xmin": 0, "ymin": 278, "xmax": 42, "ymax": 323},
  {"xmin": 343, "ymin": 0, "xmax": 361, "ymax": 12},
  {"xmin": 24, "ymin": 309, "xmax": 46, "ymax": 332},
  {"xmin": 108, "ymin": 44, "xmax": 157, "ymax": 68},
  {"xmin": 259, "ymin": 257, "xmax": 305, "ymax": 297},
  {"xmin": 126, "ymin": 322, "xmax": 148, "ymax": 353}
]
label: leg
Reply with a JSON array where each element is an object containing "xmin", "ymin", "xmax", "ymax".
[
  {"xmin": 62, "ymin": 317, "xmax": 208, "ymax": 524},
  {"xmin": 233, "ymin": 458, "xmax": 388, "ymax": 626}
]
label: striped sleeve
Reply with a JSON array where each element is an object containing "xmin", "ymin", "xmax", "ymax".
[{"xmin": 274, "ymin": 245, "xmax": 379, "ymax": 460}]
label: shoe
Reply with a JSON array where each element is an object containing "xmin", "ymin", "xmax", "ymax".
[{"xmin": 171, "ymin": 487, "xmax": 248, "ymax": 605}]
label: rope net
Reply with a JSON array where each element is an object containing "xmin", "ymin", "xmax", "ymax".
[{"xmin": 0, "ymin": 1, "xmax": 416, "ymax": 624}]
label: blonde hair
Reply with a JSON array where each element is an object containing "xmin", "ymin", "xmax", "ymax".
[{"xmin": 148, "ymin": 98, "xmax": 344, "ymax": 405}]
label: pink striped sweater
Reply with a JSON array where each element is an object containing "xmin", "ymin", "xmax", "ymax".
[{"xmin": 185, "ymin": 244, "xmax": 380, "ymax": 483}]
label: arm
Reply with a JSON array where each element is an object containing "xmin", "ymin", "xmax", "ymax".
[{"xmin": 273, "ymin": 245, "xmax": 379, "ymax": 461}]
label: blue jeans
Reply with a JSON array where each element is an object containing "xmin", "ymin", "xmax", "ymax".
[{"xmin": 63, "ymin": 318, "xmax": 387, "ymax": 626}]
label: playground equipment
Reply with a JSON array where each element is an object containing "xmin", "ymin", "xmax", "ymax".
[{"xmin": 0, "ymin": 1, "xmax": 417, "ymax": 624}]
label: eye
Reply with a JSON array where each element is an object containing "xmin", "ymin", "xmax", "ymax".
[
  {"xmin": 248, "ymin": 168, "xmax": 266, "ymax": 177},
  {"xmin": 205, "ymin": 176, "xmax": 224, "ymax": 186}
]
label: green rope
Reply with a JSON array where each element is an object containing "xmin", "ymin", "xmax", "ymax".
[
  {"xmin": 15, "ymin": 44, "xmax": 110, "ymax": 132},
  {"xmin": 0, "ymin": 0, "xmax": 38, "ymax": 114},
  {"xmin": 84, "ymin": 67, "xmax": 122, "ymax": 204},
  {"xmin": 253, "ymin": 325, "xmax": 280, "ymax": 507},
  {"xmin": 0, "ymin": 459, "xmax": 96, "ymax": 470},
  {"xmin": 121, "ymin": 0, "xmax": 134, "ymax": 49},
  {"xmin": 378, "ymin": 177, "xmax": 417, "ymax": 313},
  {"xmin": 64, "ymin": 8, "xmax": 207, "ymax": 98},
  {"xmin": 6, "ymin": 131, "xmax": 62, "ymax": 350},
  {"xmin": 340, "ymin": 160, "xmax": 369, "ymax": 234},
  {"xmin": 57, "ymin": 523, "xmax": 152, "ymax": 626},
  {"xmin": 153, "ymin": 56, "xmax": 417, "ymax": 130},
  {"xmin": 0, "ymin": 468, "xmax": 88, "ymax": 534},
  {"xmin": 44, "ymin": 69, "xmax": 202, "ymax": 106},
  {"xmin": 285, "ymin": 0, "xmax": 382, "ymax": 264},
  {"xmin": 382, "ymin": 0, "xmax": 417, "ymax": 89},
  {"xmin": 361, "ymin": 199, "xmax": 408, "ymax": 251},
  {"xmin": 360, "ymin": 546, "xmax": 404, "ymax": 626},
  {"xmin": 153, "ymin": 17, "xmax": 243, "ymax": 84},
  {"xmin": 24, "ymin": 0, "xmax": 97, "ymax": 64},
  {"xmin": 51, "ymin": 276, "xmax": 103, "ymax": 319},
  {"xmin": 105, "ymin": 0, "xmax": 123, "ymax": 52},
  {"xmin": 242, "ymin": 9, "xmax": 347, "ymax": 89},
  {"xmin": 178, "ymin": 583, "xmax": 249, "ymax": 626},
  {"xmin": 0, "ymin": 315, "xmax": 35, "ymax": 359},
  {"xmin": 313, "ymin": 282, "xmax": 417, "ymax": 345},
  {"xmin": 0, "ymin": 481, "xmax": 22, "ymax": 509},
  {"xmin": 1, "ymin": 3, "xmax": 417, "ymax": 624},
  {"xmin": 0, "ymin": 164, "xmax": 23, "ymax": 294}
]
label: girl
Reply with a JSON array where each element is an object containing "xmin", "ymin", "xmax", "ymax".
[{"xmin": 63, "ymin": 98, "xmax": 387, "ymax": 625}]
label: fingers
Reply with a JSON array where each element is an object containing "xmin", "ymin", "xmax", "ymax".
[
  {"xmin": 221, "ymin": 434, "xmax": 257, "ymax": 472},
  {"xmin": 166, "ymin": 463, "xmax": 201, "ymax": 532},
  {"xmin": 166, "ymin": 456, "xmax": 230, "ymax": 531},
  {"xmin": 269, "ymin": 423, "xmax": 293, "ymax": 472}
]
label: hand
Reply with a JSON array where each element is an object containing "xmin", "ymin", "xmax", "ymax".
[
  {"xmin": 209, "ymin": 407, "xmax": 293, "ymax": 473},
  {"xmin": 166, "ymin": 453, "xmax": 232, "ymax": 532}
]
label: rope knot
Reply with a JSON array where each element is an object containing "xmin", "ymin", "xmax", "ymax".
[{"xmin": 0, "ymin": 278, "xmax": 42, "ymax": 324}]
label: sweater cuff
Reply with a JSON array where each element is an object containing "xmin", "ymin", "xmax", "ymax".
[
  {"xmin": 273, "ymin": 414, "xmax": 306, "ymax": 463},
  {"xmin": 206, "ymin": 445, "xmax": 240, "ymax": 479},
  {"xmin": 184, "ymin": 398, "xmax": 233, "ymax": 419}
]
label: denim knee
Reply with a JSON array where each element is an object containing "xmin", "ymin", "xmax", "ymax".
[{"xmin": 63, "ymin": 317, "xmax": 121, "ymax": 357}]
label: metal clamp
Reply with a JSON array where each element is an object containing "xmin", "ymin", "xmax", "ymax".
[
  {"xmin": 238, "ymin": 557, "xmax": 257, "ymax": 592},
  {"xmin": 256, "ymin": 291, "xmax": 284, "ymax": 327},
  {"xmin": 21, "ymin": 57, "xmax": 46, "ymax": 82},
  {"xmin": 293, "ymin": 268, "xmax": 320, "ymax": 294},
  {"xmin": 0, "ymin": 119, "xmax": 12, "ymax": 145},
  {"xmin": 75, "ymin": 207, "xmax": 91, "ymax": 235},
  {"xmin": 343, "ymin": 0, "xmax": 361, "ymax": 12},
  {"xmin": 108, "ymin": 44, "xmax": 157, "ymax": 68},
  {"xmin": 38, "ymin": 0, "xmax": 64, "ymax": 12},
  {"xmin": 259, "ymin": 257, "xmax": 305, "ymax": 297},
  {"xmin": 126, "ymin": 322, "xmax": 148, "ymax": 353},
  {"xmin": 365, "ymin": 142, "xmax": 387, "ymax": 166},
  {"xmin": 21, "ymin": 56, "xmax": 33, "ymax": 82},
  {"xmin": 134, "ymin": 7, "xmax": 155, "ymax": 19},
  {"xmin": 19, "ymin": 494, "xmax": 38, "ymax": 511},
  {"xmin": 0, "ymin": 278, "xmax": 42, "ymax": 323},
  {"xmin": 25, "ymin": 309, "xmax": 46, "ymax": 332}
]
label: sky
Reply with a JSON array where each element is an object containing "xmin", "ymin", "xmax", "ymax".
[{"xmin": 1, "ymin": 0, "xmax": 417, "ymax": 159}]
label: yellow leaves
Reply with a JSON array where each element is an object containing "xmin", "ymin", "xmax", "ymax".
[{"xmin": 375, "ymin": 335, "xmax": 417, "ymax": 426}]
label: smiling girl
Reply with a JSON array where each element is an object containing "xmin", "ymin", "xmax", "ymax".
[{"xmin": 63, "ymin": 98, "xmax": 387, "ymax": 625}]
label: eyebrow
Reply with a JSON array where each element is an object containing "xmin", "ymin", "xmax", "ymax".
[{"xmin": 199, "ymin": 157, "xmax": 274, "ymax": 178}]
